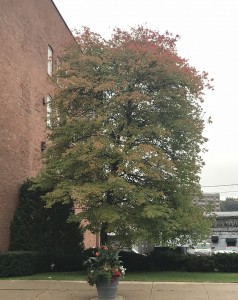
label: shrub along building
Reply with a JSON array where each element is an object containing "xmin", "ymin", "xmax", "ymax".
[{"xmin": 0, "ymin": 0, "xmax": 97, "ymax": 251}]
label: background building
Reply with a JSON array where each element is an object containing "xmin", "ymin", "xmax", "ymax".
[
  {"xmin": 211, "ymin": 211, "xmax": 238, "ymax": 251},
  {"xmin": 0, "ymin": 0, "xmax": 77, "ymax": 251},
  {"xmin": 193, "ymin": 193, "xmax": 221, "ymax": 212}
]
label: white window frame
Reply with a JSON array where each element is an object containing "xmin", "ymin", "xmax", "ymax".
[
  {"xmin": 47, "ymin": 45, "xmax": 53, "ymax": 76},
  {"xmin": 46, "ymin": 95, "xmax": 52, "ymax": 127}
]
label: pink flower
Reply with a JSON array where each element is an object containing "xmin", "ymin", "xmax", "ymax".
[
  {"xmin": 112, "ymin": 269, "xmax": 121, "ymax": 278},
  {"xmin": 100, "ymin": 246, "xmax": 108, "ymax": 250}
]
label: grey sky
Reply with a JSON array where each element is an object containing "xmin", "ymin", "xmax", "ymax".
[{"xmin": 53, "ymin": 0, "xmax": 238, "ymax": 199}]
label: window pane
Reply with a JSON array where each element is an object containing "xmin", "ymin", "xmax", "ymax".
[
  {"xmin": 48, "ymin": 46, "xmax": 53, "ymax": 76},
  {"xmin": 46, "ymin": 95, "xmax": 52, "ymax": 127}
]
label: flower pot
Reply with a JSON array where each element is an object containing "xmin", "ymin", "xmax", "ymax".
[{"xmin": 96, "ymin": 278, "xmax": 119, "ymax": 299}]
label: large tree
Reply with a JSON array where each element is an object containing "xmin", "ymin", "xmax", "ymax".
[{"xmin": 36, "ymin": 26, "xmax": 213, "ymax": 246}]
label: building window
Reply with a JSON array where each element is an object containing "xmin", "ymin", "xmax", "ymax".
[
  {"xmin": 211, "ymin": 236, "xmax": 219, "ymax": 243},
  {"xmin": 48, "ymin": 45, "xmax": 53, "ymax": 76},
  {"xmin": 46, "ymin": 95, "xmax": 52, "ymax": 127},
  {"xmin": 41, "ymin": 142, "xmax": 46, "ymax": 152},
  {"xmin": 226, "ymin": 238, "xmax": 237, "ymax": 247}
]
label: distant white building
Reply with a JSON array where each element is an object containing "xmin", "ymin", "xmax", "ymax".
[{"xmin": 194, "ymin": 193, "xmax": 220, "ymax": 211}]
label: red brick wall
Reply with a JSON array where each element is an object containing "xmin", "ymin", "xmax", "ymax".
[
  {"xmin": 84, "ymin": 230, "xmax": 100, "ymax": 249},
  {"xmin": 75, "ymin": 208, "xmax": 99, "ymax": 248},
  {"xmin": 0, "ymin": 0, "xmax": 75, "ymax": 251}
]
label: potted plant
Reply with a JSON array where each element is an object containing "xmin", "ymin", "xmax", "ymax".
[{"xmin": 85, "ymin": 245, "xmax": 126, "ymax": 299}]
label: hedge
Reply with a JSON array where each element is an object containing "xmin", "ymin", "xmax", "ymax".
[
  {"xmin": 120, "ymin": 251, "xmax": 238, "ymax": 273},
  {"xmin": 119, "ymin": 251, "xmax": 151, "ymax": 271},
  {"xmin": 0, "ymin": 251, "xmax": 84, "ymax": 277},
  {"xmin": 213, "ymin": 253, "xmax": 238, "ymax": 272},
  {"xmin": 2, "ymin": 250, "xmax": 238, "ymax": 278}
]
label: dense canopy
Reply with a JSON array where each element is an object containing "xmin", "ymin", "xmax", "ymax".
[{"xmin": 36, "ymin": 26, "xmax": 214, "ymax": 246}]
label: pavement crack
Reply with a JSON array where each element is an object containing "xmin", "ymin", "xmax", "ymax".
[
  {"xmin": 148, "ymin": 282, "xmax": 154, "ymax": 300},
  {"xmin": 32, "ymin": 289, "xmax": 48, "ymax": 299},
  {"xmin": 202, "ymin": 283, "xmax": 211, "ymax": 300}
]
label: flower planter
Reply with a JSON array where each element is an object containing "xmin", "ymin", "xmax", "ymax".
[
  {"xmin": 85, "ymin": 245, "xmax": 125, "ymax": 299},
  {"xmin": 96, "ymin": 278, "xmax": 120, "ymax": 299}
]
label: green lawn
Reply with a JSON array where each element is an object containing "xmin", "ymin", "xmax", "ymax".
[{"xmin": 2, "ymin": 271, "xmax": 238, "ymax": 282}]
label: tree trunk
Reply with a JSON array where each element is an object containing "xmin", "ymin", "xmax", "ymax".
[{"xmin": 100, "ymin": 222, "xmax": 108, "ymax": 245}]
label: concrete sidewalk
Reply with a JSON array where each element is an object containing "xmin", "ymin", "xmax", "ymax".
[{"xmin": 0, "ymin": 280, "xmax": 238, "ymax": 300}]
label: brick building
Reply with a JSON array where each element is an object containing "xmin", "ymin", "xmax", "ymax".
[{"xmin": 0, "ymin": 0, "xmax": 97, "ymax": 251}]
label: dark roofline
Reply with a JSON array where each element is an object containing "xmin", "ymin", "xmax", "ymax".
[{"xmin": 51, "ymin": 0, "xmax": 76, "ymax": 42}]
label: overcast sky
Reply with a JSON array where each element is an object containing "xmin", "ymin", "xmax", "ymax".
[{"xmin": 53, "ymin": 0, "xmax": 238, "ymax": 199}]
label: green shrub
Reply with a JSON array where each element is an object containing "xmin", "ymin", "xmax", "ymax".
[
  {"xmin": 49, "ymin": 253, "xmax": 84, "ymax": 272},
  {"xmin": 82, "ymin": 251, "xmax": 238, "ymax": 273},
  {"xmin": 0, "ymin": 251, "xmax": 51, "ymax": 277},
  {"xmin": 3, "ymin": 251, "xmax": 238, "ymax": 277},
  {"xmin": 149, "ymin": 252, "xmax": 186, "ymax": 271},
  {"xmin": 119, "ymin": 251, "xmax": 151, "ymax": 271},
  {"xmin": 10, "ymin": 180, "xmax": 84, "ymax": 255},
  {"xmin": 0, "ymin": 251, "xmax": 85, "ymax": 277},
  {"xmin": 213, "ymin": 253, "xmax": 238, "ymax": 272},
  {"xmin": 184, "ymin": 255, "xmax": 215, "ymax": 272}
]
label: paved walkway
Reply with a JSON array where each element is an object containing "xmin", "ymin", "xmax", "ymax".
[{"xmin": 0, "ymin": 280, "xmax": 238, "ymax": 300}]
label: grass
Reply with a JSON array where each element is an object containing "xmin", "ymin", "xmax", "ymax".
[
  {"xmin": 123, "ymin": 271, "xmax": 238, "ymax": 282},
  {"xmin": 3, "ymin": 271, "xmax": 238, "ymax": 282}
]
